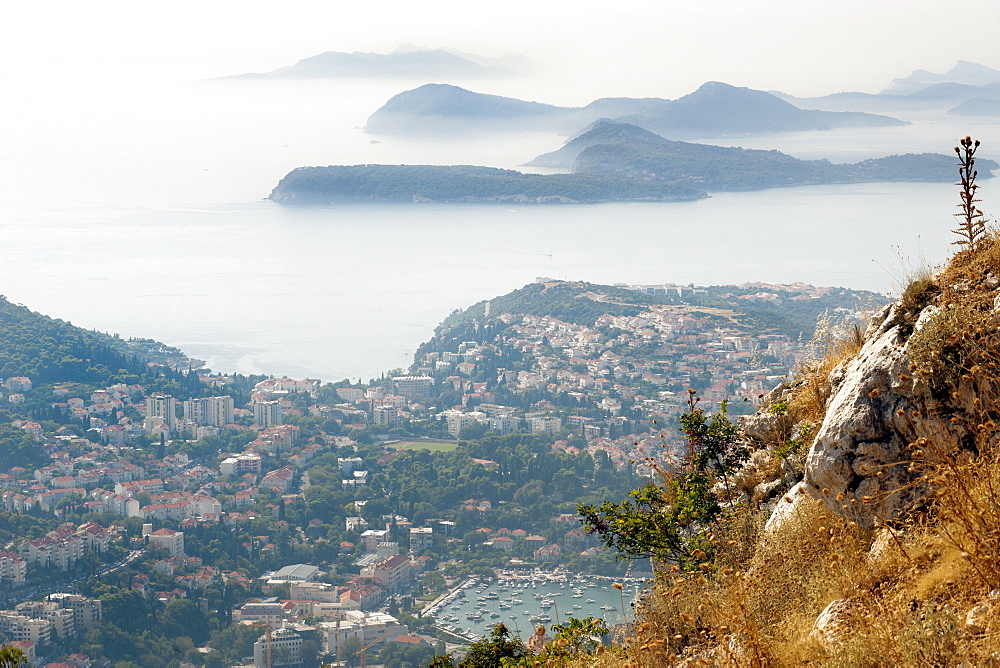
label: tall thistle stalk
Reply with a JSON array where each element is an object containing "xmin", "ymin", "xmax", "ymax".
[{"xmin": 953, "ymin": 136, "xmax": 989, "ymax": 251}]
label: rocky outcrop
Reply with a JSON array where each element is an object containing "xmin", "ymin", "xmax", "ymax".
[{"xmin": 800, "ymin": 303, "xmax": 969, "ymax": 528}]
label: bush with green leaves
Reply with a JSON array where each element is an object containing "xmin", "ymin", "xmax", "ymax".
[
  {"xmin": 578, "ymin": 391, "xmax": 748, "ymax": 569},
  {"xmin": 429, "ymin": 623, "xmax": 525, "ymax": 668}
]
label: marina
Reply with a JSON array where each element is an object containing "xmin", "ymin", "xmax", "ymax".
[{"xmin": 423, "ymin": 570, "xmax": 646, "ymax": 643}]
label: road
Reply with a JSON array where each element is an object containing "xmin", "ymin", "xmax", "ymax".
[{"xmin": 6, "ymin": 549, "xmax": 144, "ymax": 605}]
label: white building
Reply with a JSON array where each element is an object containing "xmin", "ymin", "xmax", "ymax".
[
  {"xmin": 183, "ymin": 395, "xmax": 235, "ymax": 427},
  {"xmin": 0, "ymin": 613, "xmax": 51, "ymax": 646},
  {"xmin": 252, "ymin": 626, "xmax": 302, "ymax": 667},
  {"xmin": 373, "ymin": 406, "xmax": 398, "ymax": 427},
  {"xmin": 147, "ymin": 528, "xmax": 185, "ymax": 557},
  {"xmin": 253, "ymin": 400, "xmax": 282, "ymax": 427},
  {"xmin": 360, "ymin": 529, "xmax": 389, "ymax": 553},
  {"xmin": 0, "ymin": 551, "xmax": 26, "ymax": 585},
  {"xmin": 323, "ymin": 611, "xmax": 407, "ymax": 660},
  {"xmin": 392, "ymin": 376, "xmax": 434, "ymax": 398},
  {"xmin": 268, "ymin": 563, "xmax": 321, "ymax": 584},
  {"xmin": 409, "ymin": 527, "xmax": 433, "ymax": 552},
  {"xmin": 529, "ymin": 417, "xmax": 562, "ymax": 436},
  {"xmin": 146, "ymin": 394, "xmax": 177, "ymax": 433},
  {"xmin": 219, "ymin": 454, "xmax": 262, "ymax": 477}
]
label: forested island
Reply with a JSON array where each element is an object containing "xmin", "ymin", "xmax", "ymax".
[
  {"xmin": 530, "ymin": 121, "xmax": 993, "ymax": 190},
  {"xmin": 268, "ymin": 124, "xmax": 990, "ymax": 204},
  {"xmin": 266, "ymin": 164, "xmax": 707, "ymax": 204}
]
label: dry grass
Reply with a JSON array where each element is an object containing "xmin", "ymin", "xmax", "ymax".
[
  {"xmin": 567, "ymin": 235, "xmax": 1000, "ymax": 665},
  {"xmin": 590, "ymin": 459, "xmax": 1000, "ymax": 666}
]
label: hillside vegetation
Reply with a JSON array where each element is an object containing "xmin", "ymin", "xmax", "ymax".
[
  {"xmin": 485, "ymin": 139, "xmax": 1000, "ymax": 667},
  {"xmin": 0, "ymin": 295, "xmax": 195, "ymax": 385},
  {"xmin": 433, "ymin": 280, "xmax": 881, "ymax": 340}
]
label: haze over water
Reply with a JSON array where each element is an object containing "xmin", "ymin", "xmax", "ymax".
[{"xmin": 3, "ymin": 2, "xmax": 1000, "ymax": 381}]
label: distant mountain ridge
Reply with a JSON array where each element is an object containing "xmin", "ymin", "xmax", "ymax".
[
  {"xmin": 220, "ymin": 47, "xmax": 519, "ymax": 80},
  {"xmin": 365, "ymin": 82, "xmax": 906, "ymax": 137},
  {"xmin": 884, "ymin": 60, "xmax": 1000, "ymax": 94},
  {"xmin": 776, "ymin": 61, "xmax": 1000, "ymax": 115}
]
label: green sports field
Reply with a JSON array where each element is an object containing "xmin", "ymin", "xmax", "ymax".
[{"xmin": 390, "ymin": 440, "xmax": 459, "ymax": 452}]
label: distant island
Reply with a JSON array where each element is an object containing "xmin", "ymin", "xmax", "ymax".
[
  {"xmin": 268, "ymin": 124, "xmax": 992, "ymax": 204},
  {"xmin": 364, "ymin": 81, "xmax": 907, "ymax": 136},
  {"xmin": 218, "ymin": 45, "xmax": 521, "ymax": 80},
  {"xmin": 775, "ymin": 61, "xmax": 1000, "ymax": 114},
  {"xmin": 266, "ymin": 164, "xmax": 707, "ymax": 204},
  {"xmin": 527, "ymin": 121, "xmax": 994, "ymax": 190}
]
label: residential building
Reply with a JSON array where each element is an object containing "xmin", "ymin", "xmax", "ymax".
[
  {"xmin": 360, "ymin": 529, "xmax": 388, "ymax": 553},
  {"xmin": 323, "ymin": 611, "xmax": 406, "ymax": 658},
  {"xmin": 253, "ymin": 400, "xmax": 282, "ymax": 427},
  {"xmin": 392, "ymin": 376, "xmax": 434, "ymax": 398},
  {"xmin": 409, "ymin": 527, "xmax": 433, "ymax": 553},
  {"xmin": 146, "ymin": 394, "xmax": 177, "ymax": 433},
  {"xmin": 183, "ymin": 396, "xmax": 234, "ymax": 427},
  {"xmin": 14, "ymin": 601, "xmax": 75, "ymax": 639},
  {"xmin": 0, "ymin": 613, "xmax": 51, "ymax": 645},
  {"xmin": 147, "ymin": 528, "xmax": 185, "ymax": 557},
  {"xmin": 47, "ymin": 593, "xmax": 102, "ymax": 632},
  {"xmin": 0, "ymin": 552, "xmax": 26, "ymax": 584},
  {"xmin": 360, "ymin": 554, "xmax": 411, "ymax": 593},
  {"xmin": 252, "ymin": 626, "xmax": 302, "ymax": 668},
  {"xmin": 219, "ymin": 454, "xmax": 262, "ymax": 477},
  {"xmin": 373, "ymin": 406, "xmax": 398, "ymax": 427}
]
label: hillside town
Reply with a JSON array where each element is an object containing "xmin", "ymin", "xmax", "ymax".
[{"xmin": 0, "ymin": 281, "xmax": 874, "ymax": 666}]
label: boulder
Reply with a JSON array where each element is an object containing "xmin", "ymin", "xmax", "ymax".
[
  {"xmin": 811, "ymin": 598, "xmax": 854, "ymax": 650},
  {"xmin": 763, "ymin": 481, "xmax": 811, "ymax": 533},
  {"xmin": 802, "ymin": 303, "xmax": 968, "ymax": 527}
]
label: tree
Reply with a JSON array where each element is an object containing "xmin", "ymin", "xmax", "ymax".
[
  {"xmin": 578, "ymin": 391, "xmax": 747, "ymax": 569},
  {"xmin": 0, "ymin": 646, "xmax": 27, "ymax": 668},
  {"xmin": 457, "ymin": 623, "xmax": 525, "ymax": 668},
  {"xmin": 160, "ymin": 598, "xmax": 208, "ymax": 643},
  {"xmin": 340, "ymin": 636, "xmax": 363, "ymax": 667}
]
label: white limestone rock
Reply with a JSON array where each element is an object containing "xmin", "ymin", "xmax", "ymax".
[
  {"xmin": 802, "ymin": 303, "xmax": 968, "ymax": 527},
  {"xmin": 763, "ymin": 481, "xmax": 811, "ymax": 533},
  {"xmin": 811, "ymin": 598, "xmax": 854, "ymax": 650}
]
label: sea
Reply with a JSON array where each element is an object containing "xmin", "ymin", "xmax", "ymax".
[
  {"xmin": 2, "ymin": 76, "xmax": 999, "ymax": 381},
  {"xmin": 423, "ymin": 572, "xmax": 647, "ymax": 642}
]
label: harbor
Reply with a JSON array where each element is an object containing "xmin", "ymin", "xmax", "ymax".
[{"xmin": 423, "ymin": 570, "xmax": 647, "ymax": 643}]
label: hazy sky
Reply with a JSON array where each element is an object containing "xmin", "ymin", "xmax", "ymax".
[{"xmin": 4, "ymin": 0, "xmax": 999, "ymax": 101}]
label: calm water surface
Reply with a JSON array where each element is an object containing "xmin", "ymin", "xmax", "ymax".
[
  {"xmin": 0, "ymin": 78, "xmax": 990, "ymax": 380},
  {"xmin": 0, "ymin": 182, "xmax": 958, "ymax": 380}
]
